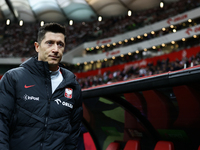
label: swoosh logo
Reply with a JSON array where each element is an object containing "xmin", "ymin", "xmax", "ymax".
[{"xmin": 24, "ymin": 85, "xmax": 35, "ymax": 88}]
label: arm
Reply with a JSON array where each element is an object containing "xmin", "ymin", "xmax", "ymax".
[
  {"xmin": 66, "ymin": 84, "xmax": 83, "ymax": 150},
  {"xmin": 0, "ymin": 72, "xmax": 16, "ymax": 150}
]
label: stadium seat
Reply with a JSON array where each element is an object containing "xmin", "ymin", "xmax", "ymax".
[
  {"xmin": 106, "ymin": 142, "xmax": 120, "ymax": 150},
  {"xmin": 154, "ymin": 141, "xmax": 174, "ymax": 150},
  {"xmin": 124, "ymin": 140, "xmax": 140, "ymax": 150}
]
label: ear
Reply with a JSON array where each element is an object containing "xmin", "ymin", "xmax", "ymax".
[{"xmin": 34, "ymin": 42, "xmax": 40, "ymax": 52}]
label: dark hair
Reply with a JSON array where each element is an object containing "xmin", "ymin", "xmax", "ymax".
[{"xmin": 37, "ymin": 23, "xmax": 66, "ymax": 44}]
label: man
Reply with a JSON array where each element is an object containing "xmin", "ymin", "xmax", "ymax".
[{"xmin": 0, "ymin": 23, "xmax": 83, "ymax": 150}]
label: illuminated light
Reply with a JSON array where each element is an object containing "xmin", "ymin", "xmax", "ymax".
[
  {"xmin": 128, "ymin": 52, "xmax": 131, "ymax": 55},
  {"xmin": 121, "ymin": 54, "xmax": 124, "ymax": 57},
  {"xmin": 171, "ymin": 41, "xmax": 175, "ymax": 44},
  {"xmin": 175, "ymin": 44, "xmax": 179, "ymax": 48},
  {"xmin": 104, "ymin": 58, "xmax": 107, "ymax": 61},
  {"xmin": 86, "ymin": 48, "xmax": 89, "ymax": 51},
  {"xmin": 162, "ymin": 43, "xmax": 165, "ymax": 47},
  {"xmin": 107, "ymin": 44, "xmax": 110, "ymax": 47},
  {"xmin": 97, "ymin": 60, "xmax": 100, "ymax": 62},
  {"xmin": 112, "ymin": 56, "xmax": 115, "ymax": 59},
  {"xmin": 90, "ymin": 61, "xmax": 94, "ymax": 64},
  {"xmin": 91, "ymin": 47, "xmax": 94, "ymax": 50},
  {"xmin": 137, "ymin": 35, "xmax": 141, "ymax": 39},
  {"xmin": 98, "ymin": 16, "xmax": 102, "ymax": 22},
  {"xmin": 151, "ymin": 31, "xmax": 155, "ymax": 34},
  {"xmin": 173, "ymin": 29, "xmax": 176, "ymax": 33},
  {"xmin": 6, "ymin": 19, "xmax": 10, "ymax": 25},
  {"xmin": 171, "ymin": 45, "xmax": 174, "ymax": 49},
  {"xmin": 19, "ymin": 20, "xmax": 23, "ymax": 26},
  {"xmin": 160, "ymin": 2, "xmax": 164, "ymax": 8},
  {"xmin": 144, "ymin": 48, "xmax": 147, "ymax": 51},
  {"xmin": 113, "ymin": 43, "xmax": 116, "ymax": 46},
  {"xmin": 124, "ymin": 39, "xmax": 128, "ymax": 42},
  {"xmin": 136, "ymin": 50, "xmax": 139, "ymax": 53},
  {"xmin": 170, "ymin": 25, "xmax": 174, "ymax": 28},
  {"xmin": 182, "ymin": 38, "xmax": 185, "ymax": 41},
  {"xmin": 69, "ymin": 20, "xmax": 73, "ymax": 25},
  {"xmin": 77, "ymin": 63, "xmax": 80, "ymax": 66},
  {"xmin": 128, "ymin": 10, "xmax": 132, "ymax": 16},
  {"xmin": 84, "ymin": 62, "xmax": 87, "ymax": 65},
  {"xmin": 152, "ymin": 46, "xmax": 156, "ymax": 49},
  {"xmin": 96, "ymin": 46, "xmax": 99, "ymax": 49},
  {"xmin": 193, "ymin": 35, "xmax": 197, "ymax": 38},
  {"xmin": 162, "ymin": 27, "xmax": 166, "ymax": 31},
  {"xmin": 118, "ymin": 41, "xmax": 122, "ymax": 44},
  {"xmin": 188, "ymin": 19, "xmax": 192, "ymax": 22},
  {"xmin": 131, "ymin": 37, "xmax": 134, "ymax": 41},
  {"xmin": 40, "ymin": 21, "xmax": 44, "ymax": 26},
  {"xmin": 101, "ymin": 45, "xmax": 105, "ymax": 48},
  {"xmin": 144, "ymin": 33, "xmax": 147, "ymax": 37}
]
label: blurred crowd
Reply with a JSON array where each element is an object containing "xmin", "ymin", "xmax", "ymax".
[
  {"xmin": 78, "ymin": 51, "xmax": 200, "ymax": 89},
  {"xmin": 0, "ymin": 0, "xmax": 200, "ymax": 57}
]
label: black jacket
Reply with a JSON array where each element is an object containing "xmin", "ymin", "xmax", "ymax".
[{"xmin": 0, "ymin": 57, "xmax": 83, "ymax": 150}]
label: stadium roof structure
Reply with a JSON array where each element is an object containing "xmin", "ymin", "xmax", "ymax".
[{"xmin": 0, "ymin": 0, "xmax": 179, "ymax": 23}]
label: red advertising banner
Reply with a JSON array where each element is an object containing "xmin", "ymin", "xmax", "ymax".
[{"xmin": 75, "ymin": 46, "xmax": 200, "ymax": 78}]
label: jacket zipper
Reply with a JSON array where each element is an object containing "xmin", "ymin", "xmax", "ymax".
[{"xmin": 40, "ymin": 75, "xmax": 51, "ymax": 150}]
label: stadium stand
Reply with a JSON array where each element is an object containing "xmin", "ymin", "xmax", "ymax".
[
  {"xmin": 124, "ymin": 140, "xmax": 140, "ymax": 150},
  {"xmin": 154, "ymin": 141, "xmax": 174, "ymax": 150},
  {"xmin": 106, "ymin": 142, "xmax": 120, "ymax": 150}
]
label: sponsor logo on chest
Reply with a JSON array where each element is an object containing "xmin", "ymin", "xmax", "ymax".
[
  {"xmin": 23, "ymin": 94, "xmax": 39, "ymax": 101},
  {"xmin": 54, "ymin": 99, "xmax": 73, "ymax": 109}
]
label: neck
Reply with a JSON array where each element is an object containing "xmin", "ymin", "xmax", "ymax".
[{"xmin": 49, "ymin": 65, "xmax": 59, "ymax": 72}]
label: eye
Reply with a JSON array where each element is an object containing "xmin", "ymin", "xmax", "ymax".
[
  {"xmin": 58, "ymin": 42, "xmax": 64, "ymax": 47},
  {"xmin": 46, "ymin": 41, "xmax": 53, "ymax": 45}
]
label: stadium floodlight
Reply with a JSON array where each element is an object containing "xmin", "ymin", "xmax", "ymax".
[
  {"xmin": 19, "ymin": 20, "xmax": 23, "ymax": 26},
  {"xmin": 6, "ymin": 19, "xmax": 10, "ymax": 25},
  {"xmin": 182, "ymin": 38, "xmax": 186, "ymax": 41},
  {"xmin": 173, "ymin": 29, "xmax": 176, "ymax": 33},
  {"xmin": 128, "ymin": 10, "xmax": 132, "ymax": 16},
  {"xmin": 69, "ymin": 20, "xmax": 73, "ymax": 25},
  {"xmin": 98, "ymin": 16, "xmax": 102, "ymax": 22},
  {"xmin": 160, "ymin": 2, "xmax": 164, "ymax": 8},
  {"xmin": 40, "ymin": 21, "xmax": 44, "ymax": 26}
]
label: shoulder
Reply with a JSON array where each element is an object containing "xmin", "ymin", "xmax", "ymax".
[
  {"xmin": 60, "ymin": 67, "xmax": 81, "ymax": 88},
  {"xmin": 1, "ymin": 66, "xmax": 26, "ymax": 83},
  {"xmin": 6, "ymin": 67, "xmax": 26, "ymax": 77},
  {"xmin": 60, "ymin": 67, "xmax": 76, "ymax": 79}
]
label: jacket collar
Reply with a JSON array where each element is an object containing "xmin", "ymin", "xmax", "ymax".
[{"xmin": 20, "ymin": 57, "xmax": 77, "ymax": 86}]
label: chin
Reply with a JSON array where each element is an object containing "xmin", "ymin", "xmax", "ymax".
[{"xmin": 48, "ymin": 61, "xmax": 59, "ymax": 65}]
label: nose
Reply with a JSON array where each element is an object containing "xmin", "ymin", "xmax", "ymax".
[{"xmin": 52, "ymin": 44, "xmax": 58, "ymax": 53}]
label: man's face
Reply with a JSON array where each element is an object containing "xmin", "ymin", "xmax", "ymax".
[{"xmin": 35, "ymin": 32, "xmax": 65, "ymax": 71}]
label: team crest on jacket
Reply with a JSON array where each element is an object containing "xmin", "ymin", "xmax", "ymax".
[{"xmin": 65, "ymin": 88, "xmax": 73, "ymax": 99}]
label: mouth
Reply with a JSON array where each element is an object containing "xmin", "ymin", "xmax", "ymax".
[{"xmin": 49, "ymin": 55, "xmax": 59, "ymax": 59}]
